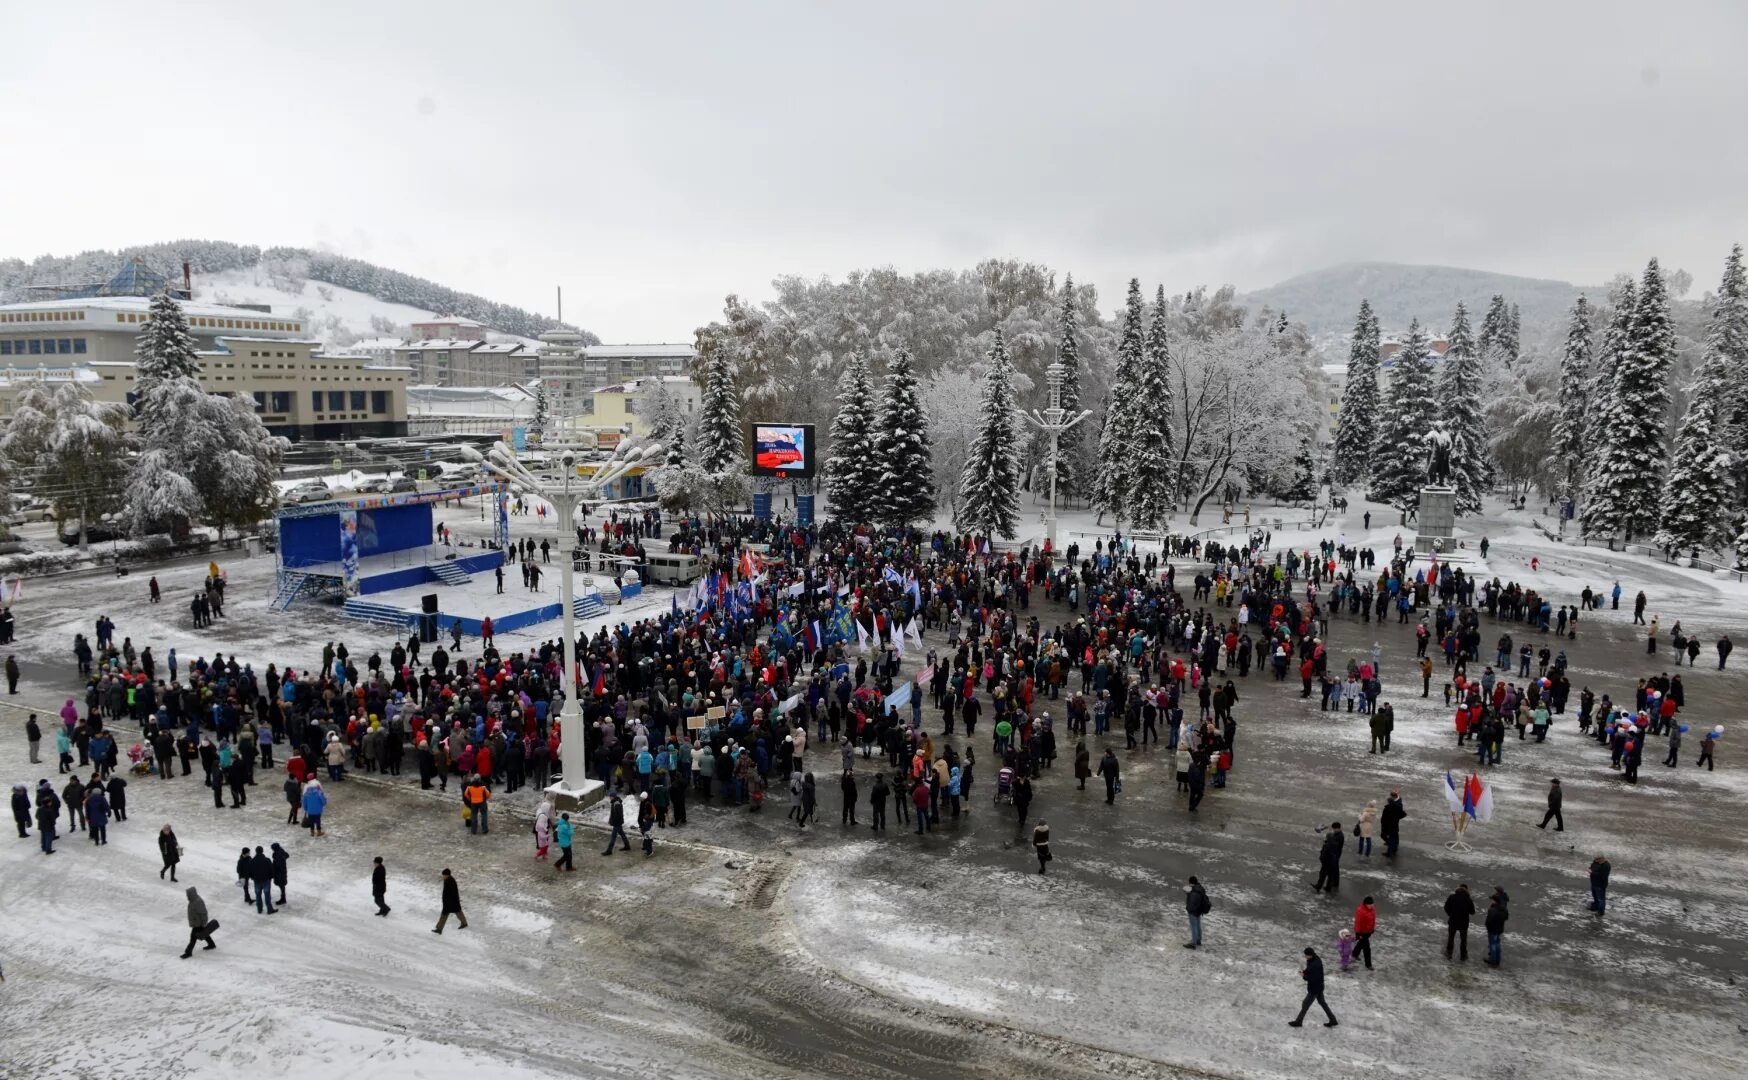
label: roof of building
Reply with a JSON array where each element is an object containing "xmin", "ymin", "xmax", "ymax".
[
  {"xmin": 582, "ymin": 343, "xmax": 696, "ymax": 359},
  {"xmin": 347, "ymin": 337, "xmax": 403, "ymax": 351},
  {"xmin": 595, "ymin": 375, "xmax": 697, "ymax": 394},
  {"xmin": 395, "ymin": 338, "xmax": 483, "ymax": 350},
  {"xmin": 0, "ymin": 295, "xmax": 304, "ymax": 327},
  {"xmin": 412, "ymin": 316, "xmax": 483, "ymax": 328}
]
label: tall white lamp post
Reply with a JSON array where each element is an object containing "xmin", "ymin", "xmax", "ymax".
[
  {"xmin": 1021, "ymin": 360, "xmax": 1093, "ymax": 550},
  {"xmin": 459, "ymin": 437, "xmax": 662, "ymax": 808}
]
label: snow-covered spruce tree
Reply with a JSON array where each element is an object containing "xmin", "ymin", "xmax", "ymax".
[
  {"xmin": 1332, "ymin": 299, "xmax": 1381, "ymax": 486},
  {"xmin": 532, "ymin": 382, "xmax": 550, "ymax": 443},
  {"xmin": 125, "ymin": 377, "xmax": 284, "ymax": 539},
  {"xmin": 825, "ymin": 351, "xmax": 881, "ymax": 524},
  {"xmin": 694, "ymin": 338, "xmax": 743, "ymax": 474},
  {"xmin": 1366, "ymin": 319, "xmax": 1437, "ymax": 510},
  {"xmin": 1703, "ymin": 245, "xmax": 1748, "ymax": 492},
  {"xmin": 133, "ymin": 292, "xmax": 202, "ymax": 392},
  {"xmin": 0, "ymin": 381, "xmax": 132, "ymax": 549},
  {"xmin": 1654, "ymin": 344, "xmax": 1733, "ymax": 552},
  {"xmin": 1551, "ymin": 296, "xmax": 1593, "ymax": 503},
  {"xmin": 1126, "ymin": 286, "xmax": 1178, "ymax": 529},
  {"xmin": 1282, "ymin": 425, "xmax": 1319, "ymax": 502},
  {"xmin": 956, "ymin": 331, "xmax": 1022, "ymax": 539},
  {"xmin": 1479, "ymin": 294, "xmax": 1516, "ymax": 368},
  {"xmin": 1092, "ymin": 278, "xmax": 1146, "ymax": 527},
  {"xmin": 1585, "ymin": 260, "xmax": 1675, "ymax": 540},
  {"xmin": 873, "ymin": 348, "xmax": 935, "ymax": 528},
  {"xmin": 1049, "ymin": 275, "xmax": 1085, "ymax": 500},
  {"xmin": 1734, "ymin": 512, "xmax": 1748, "ymax": 570},
  {"xmin": 1580, "ymin": 281, "xmax": 1635, "ymax": 532},
  {"xmin": 1436, "ymin": 302, "xmax": 1488, "ymax": 514}
]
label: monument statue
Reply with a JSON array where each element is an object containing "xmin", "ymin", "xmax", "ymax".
[{"xmin": 1425, "ymin": 425, "xmax": 1453, "ymax": 487}]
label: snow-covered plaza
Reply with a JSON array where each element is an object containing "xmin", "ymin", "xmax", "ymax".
[{"xmin": 4, "ymin": 496, "xmax": 1747, "ymax": 1080}]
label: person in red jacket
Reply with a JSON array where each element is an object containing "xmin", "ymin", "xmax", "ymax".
[
  {"xmin": 1300, "ymin": 658, "xmax": 1316, "ymax": 698},
  {"xmin": 910, "ymin": 775, "xmax": 931, "ymax": 834},
  {"xmin": 1352, "ymin": 896, "xmax": 1377, "ymax": 970}
]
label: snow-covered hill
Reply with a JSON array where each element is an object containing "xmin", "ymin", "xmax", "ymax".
[{"xmin": 195, "ymin": 265, "xmax": 536, "ymax": 350}]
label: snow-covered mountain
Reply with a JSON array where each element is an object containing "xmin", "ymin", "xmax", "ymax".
[{"xmin": 194, "ymin": 265, "xmax": 536, "ymax": 350}]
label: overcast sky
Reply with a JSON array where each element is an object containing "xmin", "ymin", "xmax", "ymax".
[{"xmin": 3, "ymin": 1, "xmax": 1744, "ymax": 340}]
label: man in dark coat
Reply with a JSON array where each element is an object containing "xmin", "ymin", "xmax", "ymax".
[
  {"xmin": 1289, "ymin": 947, "xmax": 1337, "ymax": 1027},
  {"xmin": 1380, "ymin": 791, "xmax": 1406, "ymax": 858},
  {"xmin": 181, "ymin": 887, "xmax": 216, "ymax": 958},
  {"xmin": 270, "ymin": 843, "xmax": 289, "ymax": 905},
  {"xmin": 372, "ymin": 856, "xmax": 391, "ymax": 916},
  {"xmin": 433, "ymin": 867, "xmax": 467, "ymax": 933},
  {"xmin": 1313, "ymin": 821, "xmax": 1344, "ymax": 892},
  {"xmin": 1444, "ymin": 883, "xmax": 1476, "ymax": 960},
  {"xmin": 250, "ymin": 846, "xmax": 276, "ymax": 914},
  {"xmin": 1536, "ymin": 778, "xmax": 1563, "ymax": 831},
  {"xmin": 1484, "ymin": 887, "xmax": 1509, "ymax": 966},
  {"xmin": 1097, "ymin": 748, "xmax": 1120, "ymax": 805},
  {"xmin": 1589, "ymin": 855, "xmax": 1610, "ymax": 917}
]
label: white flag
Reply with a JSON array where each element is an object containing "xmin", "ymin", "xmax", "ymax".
[
  {"xmin": 856, "ymin": 618, "xmax": 869, "ymax": 652},
  {"xmin": 906, "ymin": 618, "xmax": 922, "ymax": 648}
]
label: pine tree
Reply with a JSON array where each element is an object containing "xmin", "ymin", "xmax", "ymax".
[
  {"xmin": 873, "ymin": 349, "xmax": 935, "ymax": 528},
  {"xmin": 825, "ymin": 351, "xmax": 881, "ymax": 524},
  {"xmin": 1332, "ymin": 300, "xmax": 1381, "ymax": 486},
  {"xmin": 957, "ymin": 332, "xmax": 1022, "ymax": 539},
  {"xmin": 1127, "ymin": 286, "xmax": 1178, "ymax": 529},
  {"xmin": 1049, "ymin": 275, "xmax": 1085, "ymax": 500},
  {"xmin": 694, "ymin": 340, "xmax": 743, "ymax": 474},
  {"xmin": 1092, "ymin": 279, "xmax": 1146, "ymax": 527},
  {"xmin": 1584, "ymin": 260, "xmax": 1675, "ymax": 539},
  {"xmin": 1654, "ymin": 344, "xmax": 1733, "ymax": 552},
  {"xmin": 1584, "ymin": 280, "xmax": 1635, "ymax": 462},
  {"xmin": 1705, "ymin": 245, "xmax": 1748, "ymax": 493},
  {"xmin": 1478, "ymin": 294, "xmax": 1516, "ymax": 366},
  {"xmin": 532, "ymin": 383, "xmax": 550, "ymax": 444},
  {"xmin": 1436, "ymin": 302, "xmax": 1487, "ymax": 514},
  {"xmin": 1552, "ymin": 297, "xmax": 1593, "ymax": 503},
  {"xmin": 134, "ymin": 292, "xmax": 201, "ymax": 394},
  {"xmin": 1283, "ymin": 425, "xmax": 1319, "ymax": 501},
  {"xmin": 1366, "ymin": 319, "xmax": 1437, "ymax": 510}
]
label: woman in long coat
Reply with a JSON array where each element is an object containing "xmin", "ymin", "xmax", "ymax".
[
  {"xmin": 158, "ymin": 824, "xmax": 181, "ymax": 881},
  {"xmin": 1073, "ymin": 741, "xmax": 1092, "ymax": 790}
]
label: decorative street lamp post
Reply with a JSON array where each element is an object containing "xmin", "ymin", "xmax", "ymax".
[
  {"xmin": 460, "ymin": 437, "xmax": 662, "ymax": 808},
  {"xmin": 1020, "ymin": 360, "xmax": 1093, "ymax": 550}
]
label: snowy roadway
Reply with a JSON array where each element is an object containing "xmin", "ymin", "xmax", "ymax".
[{"xmin": 3, "ymin": 497, "xmax": 1748, "ymax": 1078}]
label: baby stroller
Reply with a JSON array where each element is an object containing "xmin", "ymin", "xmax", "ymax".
[
  {"xmin": 127, "ymin": 742, "xmax": 153, "ymax": 776},
  {"xmin": 994, "ymin": 766, "xmax": 1016, "ymax": 804}
]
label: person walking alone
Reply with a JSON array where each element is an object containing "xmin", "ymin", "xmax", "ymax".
[
  {"xmin": 1031, "ymin": 819, "xmax": 1051, "ymax": 873},
  {"xmin": 433, "ymin": 868, "xmax": 468, "ymax": 933},
  {"xmin": 158, "ymin": 824, "xmax": 181, "ymax": 882},
  {"xmin": 1588, "ymin": 855, "xmax": 1610, "ymax": 917},
  {"xmin": 181, "ymin": 887, "xmax": 217, "ymax": 958},
  {"xmin": 1097, "ymin": 748, "xmax": 1120, "ymax": 805},
  {"xmin": 1536, "ymin": 778, "xmax": 1563, "ymax": 831},
  {"xmin": 601, "ymin": 793, "xmax": 630, "ymax": 855},
  {"xmin": 1380, "ymin": 791, "xmax": 1406, "ymax": 859},
  {"xmin": 371, "ymin": 857, "xmax": 391, "ymax": 916},
  {"xmin": 1185, "ymin": 876, "xmax": 1211, "ymax": 949},
  {"xmin": 1288, "ymin": 947, "xmax": 1338, "ymax": 1027},
  {"xmin": 1313, "ymin": 821, "xmax": 1344, "ymax": 893}
]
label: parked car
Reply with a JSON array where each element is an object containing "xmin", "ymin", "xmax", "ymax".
[{"xmin": 283, "ymin": 480, "xmax": 332, "ymax": 504}]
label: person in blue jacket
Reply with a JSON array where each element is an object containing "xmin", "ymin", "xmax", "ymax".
[
  {"xmin": 301, "ymin": 779, "xmax": 328, "ymax": 837},
  {"xmin": 84, "ymin": 783, "xmax": 111, "ymax": 845},
  {"xmin": 554, "ymin": 813, "xmax": 574, "ymax": 871}
]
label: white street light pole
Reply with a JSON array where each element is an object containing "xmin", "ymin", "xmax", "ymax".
[
  {"xmin": 459, "ymin": 437, "xmax": 663, "ymax": 808},
  {"xmin": 1021, "ymin": 360, "xmax": 1093, "ymax": 550}
]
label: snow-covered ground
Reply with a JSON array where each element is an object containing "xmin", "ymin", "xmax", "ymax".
[{"xmin": 5, "ymin": 492, "xmax": 1748, "ymax": 1079}]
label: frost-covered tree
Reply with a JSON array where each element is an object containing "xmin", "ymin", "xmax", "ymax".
[
  {"xmin": 1551, "ymin": 297, "xmax": 1593, "ymax": 503},
  {"xmin": 873, "ymin": 349, "xmax": 935, "ymax": 528},
  {"xmin": 1050, "ymin": 275, "xmax": 1086, "ymax": 499},
  {"xmin": 824, "ymin": 351, "xmax": 881, "ymax": 524},
  {"xmin": 956, "ymin": 332, "xmax": 1022, "ymax": 538},
  {"xmin": 0, "ymin": 381, "xmax": 132, "ymax": 548},
  {"xmin": 1282, "ymin": 425, "xmax": 1320, "ymax": 502},
  {"xmin": 133, "ymin": 292, "xmax": 202, "ymax": 391},
  {"xmin": 1584, "ymin": 280, "xmax": 1635, "ymax": 460},
  {"xmin": 1367, "ymin": 319, "xmax": 1438, "ymax": 511},
  {"xmin": 1584, "ymin": 260, "xmax": 1675, "ymax": 540},
  {"xmin": 1437, "ymin": 302, "xmax": 1487, "ymax": 514},
  {"xmin": 1702, "ymin": 245, "xmax": 1748, "ymax": 493},
  {"xmin": 1093, "ymin": 279, "xmax": 1146, "ymax": 527},
  {"xmin": 124, "ymin": 377, "xmax": 284, "ymax": 539},
  {"xmin": 1654, "ymin": 344, "xmax": 1733, "ymax": 552},
  {"xmin": 693, "ymin": 337, "xmax": 744, "ymax": 474},
  {"xmin": 1332, "ymin": 300, "xmax": 1381, "ymax": 486},
  {"xmin": 1127, "ymin": 286, "xmax": 1178, "ymax": 529},
  {"xmin": 1479, "ymin": 294, "xmax": 1518, "ymax": 368}
]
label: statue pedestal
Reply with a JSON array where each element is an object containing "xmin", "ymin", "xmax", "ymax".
[{"xmin": 1416, "ymin": 485, "xmax": 1457, "ymax": 555}]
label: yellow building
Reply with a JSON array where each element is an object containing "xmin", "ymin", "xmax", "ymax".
[{"xmin": 588, "ymin": 375, "xmax": 700, "ymax": 437}]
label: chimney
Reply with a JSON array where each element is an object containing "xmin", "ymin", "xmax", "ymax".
[{"xmin": 182, "ymin": 261, "xmax": 192, "ymax": 297}]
